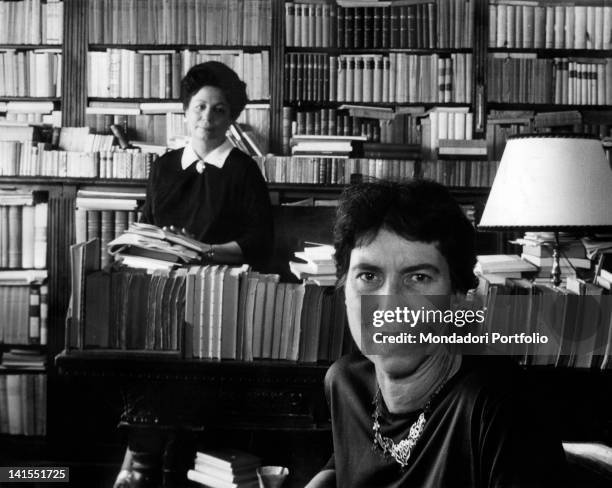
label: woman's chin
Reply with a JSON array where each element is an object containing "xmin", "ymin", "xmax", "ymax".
[{"xmin": 369, "ymin": 353, "xmax": 427, "ymax": 379}]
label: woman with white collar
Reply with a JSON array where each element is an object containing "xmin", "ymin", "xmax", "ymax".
[{"xmin": 141, "ymin": 61, "xmax": 273, "ymax": 269}]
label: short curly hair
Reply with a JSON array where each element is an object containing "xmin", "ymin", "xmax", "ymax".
[
  {"xmin": 180, "ymin": 61, "xmax": 248, "ymax": 119},
  {"xmin": 333, "ymin": 180, "xmax": 479, "ymax": 294}
]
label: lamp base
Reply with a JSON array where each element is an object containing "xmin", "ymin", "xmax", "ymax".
[{"xmin": 550, "ymin": 234, "xmax": 562, "ymax": 287}]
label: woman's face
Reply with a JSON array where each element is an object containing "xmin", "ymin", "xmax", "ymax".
[
  {"xmin": 344, "ymin": 228, "xmax": 454, "ymax": 376},
  {"xmin": 185, "ymin": 86, "xmax": 233, "ymax": 147}
]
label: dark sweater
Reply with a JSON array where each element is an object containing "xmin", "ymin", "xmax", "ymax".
[
  {"xmin": 324, "ymin": 353, "xmax": 569, "ymax": 487},
  {"xmin": 141, "ymin": 147, "xmax": 273, "ymax": 268}
]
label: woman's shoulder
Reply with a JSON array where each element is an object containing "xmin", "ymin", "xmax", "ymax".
[
  {"xmin": 150, "ymin": 148, "xmax": 183, "ymax": 174},
  {"xmin": 157, "ymin": 148, "xmax": 184, "ymax": 164},
  {"xmin": 223, "ymin": 148, "xmax": 262, "ymax": 173},
  {"xmin": 451, "ymin": 356, "xmax": 528, "ymax": 404}
]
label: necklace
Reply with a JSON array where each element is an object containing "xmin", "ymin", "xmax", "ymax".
[{"xmin": 371, "ymin": 380, "xmax": 447, "ymax": 469}]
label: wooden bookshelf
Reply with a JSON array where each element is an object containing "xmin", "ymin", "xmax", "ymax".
[
  {"xmin": 285, "ymin": 47, "xmax": 473, "ymax": 54},
  {"xmin": 0, "ymin": 44, "xmax": 61, "ymax": 49},
  {"xmin": 2, "ymin": 0, "xmax": 611, "ymax": 484}
]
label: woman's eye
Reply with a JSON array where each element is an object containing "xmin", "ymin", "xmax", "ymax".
[
  {"xmin": 356, "ymin": 272, "xmax": 380, "ymax": 283},
  {"xmin": 407, "ymin": 273, "xmax": 431, "ymax": 284}
]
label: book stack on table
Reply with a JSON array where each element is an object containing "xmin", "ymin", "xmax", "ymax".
[{"xmin": 187, "ymin": 449, "xmax": 262, "ymax": 488}]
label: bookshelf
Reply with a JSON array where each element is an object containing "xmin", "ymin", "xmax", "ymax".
[
  {"xmin": 484, "ymin": 0, "xmax": 612, "ymax": 145},
  {"xmin": 1, "ymin": 0, "xmax": 611, "ymax": 484},
  {"xmin": 0, "ymin": 0, "xmax": 63, "ymax": 124},
  {"xmin": 0, "ymin": 179, "xmax": 66, "ymax": 441}
]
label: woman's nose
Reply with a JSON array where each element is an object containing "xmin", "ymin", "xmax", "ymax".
[
  {"xmin": 380, "ymin": 276, "xmax": 403, "ymax": 296},
  {"xmin": 201, "ymin": 108, "xmax": 213, "ymax": 123}
]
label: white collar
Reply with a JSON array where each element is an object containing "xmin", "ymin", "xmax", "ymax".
[{"xmin": 181, "ymin": 139, "xmax": 233, "ymax": 171}]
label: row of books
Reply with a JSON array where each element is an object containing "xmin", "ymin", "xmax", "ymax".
[
  {"xmin": 284, "ymin": 52, "xmax": 472, "ymax": 103},
  {"xmin": 88, "ymin": 50, "xmax": 270, "ymax": 101},
  {"xmin": 488, "ymin": 56, "xmax": 612, "ymax": 106},
  {"xmin": 87, "ymin": 112, "xmax": 171, "ymax": 147},
  {"xmin": 184, "ymin": 267, "xmax": 348, "ymax": 362},
  {"xmin": 88, "ymin": 0, "xmax": 271, "ymax": 46},
  {"xmin": 421, "ymin": 159, "xmax": 499, "ymax": 189},
  {"xmin": 256, "ymin": 155, "xmax": 417, "ymax": 185},
  {"xmin": 75, "ymin": 208, "xmax": 143, "ymax": 270},
  {"xmin": 0, "ymin": 0, "xmax": 62, "ymax": 45},
  {"xmin": 0, "ymin": 143, "xmax": 155, "ymax": 180},
  {"xmin": 0, "ymin": 100, "xmax": 56, "ymax": 114},
  {"xmin": 0, "ymin": 50, "xmax": 62, "ymax": 98},
  {"xmin": 286, "ymin": 2, "xmax": 442, "ymax": 49},
  {"xmin": 0, "ymin": 202, "xmax": 47, "ymax": 270},
  {"xmin": 486, "ymin": 109, "xmax": 612, "ymax": 160},
  {"xmin": 71, "ymin": 262, "xmax": 350, "ymax": 363},
  {"xmin": 291, "ymin": 109, "xmax": 384, "ymax": 142},
  {"xmin": 1, "ymin": 110, "xmax": 60, "ymax": 126},
  {"xmin": 489, "ymin": 3, "xmax": 612, "ymax": 50},
  {"xmin": 0, "ymin": 281, "xmax": 48, "ymax": 346},
  {"xmin": 255, "ymin": 154, "xmax": 497, "ymax": 188},
  {"xmin": 331, "ymin": 0, "xmax": 471, "ymax": 49},
  {"xmin": 281, "ymin": 107, "xmax": 421, "ymax": 154},
  {"xmin": 75, "ymin": 267, "xmax": 185, "ymax": 351},
  {"xmin": 86, "ymin": 105, "xmax": 270, "ymax": 151},
  {"xmin": 476, "ymin": 273, "xmax": 612, "ymax": 371},
  {"xmin": 486, "ymin": 111, "xmax": 533, "ymax": 161},
  {"xmin": 420, "ymin": 108, "xmax": 474, "ymax": 157},
  {"xmin": 0, "ymin": 374, "xmax": 46, "ymax": 436}
]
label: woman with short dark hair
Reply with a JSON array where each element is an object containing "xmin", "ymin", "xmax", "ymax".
[
  {"xmin": 114, "ymin": 62, "xmax": 273, "ymax": 488},
  {"xmin": 141, "ymin": 61, "xmax": 273, "ymax": 268},
  {"xmin": 306, "ymin": 180, "xmax": 568, "ymax": 488}
]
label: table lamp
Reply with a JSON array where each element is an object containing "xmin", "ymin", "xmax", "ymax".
[{"xmin": 478, "ymin": 134, "xmax": 612, "ymax": 287}]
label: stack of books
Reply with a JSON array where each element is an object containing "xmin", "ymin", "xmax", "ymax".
[
  {"xmin": 512, "ymin": 232, "xmax": 591, "ymax": 279},
  {"xmin": 187, "ymin": 449, "xmax": 261, "ymax": 488},
  {"xmin": 437, "ymin": 139, "xmax": 487, "ymax": 157},
  {"xmin": 289, "ymin": 243, "xmax": 336, "ymax": 286},
  {"xmin": 474, "ymin": 254, "xmax": 538, "ymax": 292},
  {"xmin": 1, "ymin": 349, "xmax": 46, "ymax": 370},
  {"xmin": 290, "ymin": 134, "xmax": 366, "ymax": 158},
  {"xmin": 108, "ymin": 222, "xmax": 204, "ymax": 270}
]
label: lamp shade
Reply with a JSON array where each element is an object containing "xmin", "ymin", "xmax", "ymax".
[{"xmin": 479, "ymin": 134, "xmax": 612, "ymax": 230}]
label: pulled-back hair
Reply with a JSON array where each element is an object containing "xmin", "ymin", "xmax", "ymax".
[
  {"xmin": 333, "ymin": 180, "xmax": 478, "ymax": 293},
  {"xmin": 180, "ymin": 61, "xmax": 248, "ymax": 119}
]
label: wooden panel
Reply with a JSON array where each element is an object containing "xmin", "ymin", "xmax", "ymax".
[
  {"xmin": 62, "ymin": 0, "xmax": 88, "ymax": 126},
  {"xmin": 269, "ymin": 0, "xmax": 285, "ymax": 154},
  {"xmin": 47, "ymin": 189, "xmax": 76, "ymax": 356}
]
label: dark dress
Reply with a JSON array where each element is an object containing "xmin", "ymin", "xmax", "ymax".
[
  {"xmin": 324, "ymin": 353, "xmax": 569, "ymax": 487},
  {"xmin": 141, "ymin": 147, "xmax": 273, "ymax": 268}
]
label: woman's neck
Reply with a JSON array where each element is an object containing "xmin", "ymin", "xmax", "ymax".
[
  {"xmin": 376, "ymin": 351, "xmax": 461, "ymax": 415},
  {"xmin": 191, "ymin": 138, "xmax": 225, "ymax": 159}
]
